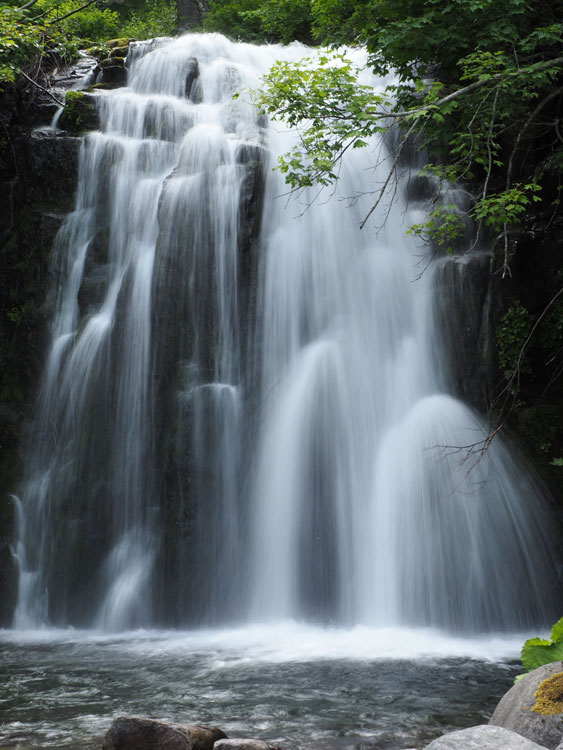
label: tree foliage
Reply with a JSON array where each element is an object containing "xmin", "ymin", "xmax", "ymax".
[
  {"xmin": 204, "ymin": 0, "xmax": 313, "ymax": 43},
  {"xmin": 252, "ymin": 0, "xmax": 563, "ymax": 276},
  {"xmin": 0, "ymin": 0, "xmax": 175, "ymax": 89}
]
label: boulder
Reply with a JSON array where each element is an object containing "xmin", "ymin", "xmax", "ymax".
[
  {"xmin": 58, "ymin": 90, "xmax": 100, "ymax": 133},
  {"xmin": 490, "ymin": 662, "xmax": 563, "ymax": 749},
  {"xmin": 425, "ymin": 724, "xmax": 549, "ymax": 748},
  {"xmin": 214, "ymin": 741, "xmax": 277, "ymax": 750},
  {"xmin": 101, "ymin": 716, "xmax": 227, "ymax": 750}
]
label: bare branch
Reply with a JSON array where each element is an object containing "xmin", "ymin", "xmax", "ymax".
[
  {"xmin": 19, "ymin": 70, "xmax": 64, "ymax": 107},
  {"xmin": 360, "ymin": 117, "xmax": 418, "ymax": 229},
  {"xmin": 45, "ymin": 0, "xmax": 99, "ymax": 25}
]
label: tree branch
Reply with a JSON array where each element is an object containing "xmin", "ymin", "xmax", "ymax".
[
  {"xmin": 44, "ymin": 0, "xmax": 99, "ymax": 25},
  {"xmin": 360, "ymin": 117, "xmax": 418, "ymax": 229},
  {"xmin": 19, "ymin": 70, "xmax": 64, "ymax": 107}
]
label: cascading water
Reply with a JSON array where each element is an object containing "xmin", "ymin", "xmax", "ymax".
[{"xmin": 13, "ymin": 33, "xmax": 561, "ymax": 633}]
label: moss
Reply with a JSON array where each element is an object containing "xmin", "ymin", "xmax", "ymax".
[
  {"xmin": 83, "ymin": 44, "xmax": 110, "ymax": 60},
  {"xmin": 109, "ymin": 46, "xmax": 130, "ymax": 58},
  {"xmin": 99, "ymin": 56, "xmax": 125, "ymax": 69},
  {"xmin": 106, "ymin": 37, "xmax": 133, "ymax": 48},
  {"xmin": 58, "ymin": 90, "xmax": 99, "ymax": 133},
  {"xmin": 533, "ymin": 672, "xmax": 563, "ymax": 715}
]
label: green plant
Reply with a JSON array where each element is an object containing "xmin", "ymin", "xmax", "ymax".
[
  {"xmin": 521, "ymin": 617, "xmax": 563, "ymax": 673},
  {"xmin": 121, "ymin": 0, "xmax": 176, "ymax": 39},
  {"xmin": 255, "ymin": 0, "xmax": 563, "ymax": 275},
  {"xmin": 496, "ymin": 300, "xmax": 533, "ymax": 384},
  {"xmin": 205, "ymin": 0, "xmax": 313, "ymax": 43}
]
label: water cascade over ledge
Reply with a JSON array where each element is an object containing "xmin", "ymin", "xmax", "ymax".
[{"xmin": 13, "ymin": 33, "xmax": 561, "ymax": 633}]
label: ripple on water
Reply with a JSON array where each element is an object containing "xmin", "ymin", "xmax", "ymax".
[{"xmin": 0, "ymin": 624, "xmax": 527, "ymax": 750}]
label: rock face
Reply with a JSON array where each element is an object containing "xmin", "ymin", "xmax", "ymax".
[
  {"xmin": 425, "ymin": 723, "xmax": 550, "ymax": 749},
  {"xmin": 101, "ymin": 717, "xmax": 226, "ymax": 750},
  {"xmin": 0, "ymin": 56, "xmax": 98, "ymax": 626},
  {"xmin": 431, "ymin": 252, "xmax": 494, "ymax": 413},
  {"xmin": 490, "ymin": 662, "xmax": 563, "ymax": 749}
]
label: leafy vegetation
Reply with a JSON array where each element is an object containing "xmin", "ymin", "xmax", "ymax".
[
  {"xmin": 243, "ymin": 0, "xmax": 563, "ymax": 277},
  {"xmin": 521, "ymin": 617, "xmax": 563, "ymax": 672},
  {"xmin": 496, "ymin": 300, "xmax": 533, "ymax": 385},
  {"xmin": 0, "ymin": 0, "xmax": 175, "ymax": 90},
  {"xmin": 204, "ymin": 0, "xmax": 313, "ymax": 43}
]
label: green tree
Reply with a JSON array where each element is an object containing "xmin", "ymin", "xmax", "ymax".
[
  {"xmin": 256, "ymin": 0, "xmax": 563, "ymax": 275},
  {"xmin": 204, "ymin": 0, "xmax": 313, "ymax": 43}
]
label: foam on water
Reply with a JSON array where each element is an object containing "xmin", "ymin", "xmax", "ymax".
[{"xmin": 0, "ymin": 622, "xmax": 539, "ymax": 663}]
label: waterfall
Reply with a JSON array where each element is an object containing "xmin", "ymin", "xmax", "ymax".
[{"xmin": 14, "ymin": 33, "xmax": 560, "ymax": 632}]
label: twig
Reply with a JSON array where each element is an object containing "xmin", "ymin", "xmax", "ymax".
[
  {"xmin": 360, "ymin": 117, "xmax": 418, "ymax": 229},
  {"xmin": 19, "ymin": 70, "xmax": 64, "ymax": 107}
]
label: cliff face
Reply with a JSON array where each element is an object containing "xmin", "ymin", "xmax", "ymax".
[{"xmin": 0, "ymin": 61, "xmax": 91, "ymax": 625}]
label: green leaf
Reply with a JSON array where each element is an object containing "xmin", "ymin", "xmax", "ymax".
[
  {"xmin": 521, "ymin": 638, "xmax": 563, "ymax": 671},
  {"xmin": 521, "ymin": 621, "xmax": 563, "ymax": 672},
  {"xmin": 551, "ymin": 617, "xmax": 563, "ymax": 641}
]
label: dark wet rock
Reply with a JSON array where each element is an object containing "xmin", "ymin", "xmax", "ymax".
[
  {"xmin": 405, "ymin": 171, "xmax": 440, "ymax": 202},
  {"xmin": 24, "ymin": 129, "xmax": 81, "ymax": 209},
  {"xmin": 425, "ymin": 724, "xmax": 550, "ymax": 748},
  {"xmin": 99, "ymin": 64, "xmax": 128, "ymax": 87},
  {"xmin": 102, "ymin": 717, "xmax": 227, "ymax": 750},
  {"xmin": 490, "ymin": 662, "xmax": 563, "ymax": 749},
  {"xmin": 0, "ymin": 541, "xmax": 18, "ymax": 627},
  {"xmin": 431, "ymin": 251, "xmax": 494, "ymax": 412},
  {"xmin": 185, "ymin": 57, "xmax": 199, "ymax": 100}
]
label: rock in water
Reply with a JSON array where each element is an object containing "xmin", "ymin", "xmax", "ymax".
[
  {"xmin": 101, "ymin": 716, "xmax": 226, "ymax": 750},
  {"xmin": 490, "ymin": 662, "xmax": 563, "ymax": 749},
  {"xmin": 425, "ymin": 724, "xmax": 550, "ymax": 748}
]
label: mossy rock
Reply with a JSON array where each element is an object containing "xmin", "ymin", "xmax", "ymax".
[
  {"xmin": 534, "ymin": 672, "xmax": 563, "ymax": 716},
  {"xmin": 99, "ymin": 56, "xmax": 125, "ymax": 69},
  {"xmin": 83, "ymin": 45, "xmax": 110, "ymax": 60},
  {"xmin": 110, "ymin": 46, "xmax": 129, "ymax": 58},
  {"xmin": 106, "ymin": 37, "xmax": 134, "ymax": 48},
  {"xmin": 58, "ymin": 90, "xmax": 99, "ymax": 134}
]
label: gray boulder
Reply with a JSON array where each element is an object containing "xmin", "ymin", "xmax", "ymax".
[
  {"xmin": 425, "ymin": 724, "xmax": 549, "ymax": 748},
  {"xmin": 101, "ymin": 716, "xmax": 227, "ymax": 750},
  {"xmin": 490, "ymin": 662, "xmax": 563, "ymax": 749}
]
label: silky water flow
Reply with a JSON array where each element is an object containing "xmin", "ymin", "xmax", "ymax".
[{"xmin": 12, "ymin": 33, "xmax": 561, "ymax": 633}]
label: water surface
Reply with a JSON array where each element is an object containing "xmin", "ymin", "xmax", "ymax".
[{"xmin": 0, "ymin": 624, "xmax": 524, "ymax": 749}]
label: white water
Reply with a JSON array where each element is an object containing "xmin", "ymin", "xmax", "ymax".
[{"xmin": 13, "ymin": 33, "xmax": 560, "ymax": 633}]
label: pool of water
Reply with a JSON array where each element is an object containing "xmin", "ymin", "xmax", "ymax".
[{"xmin": 0, "ymin": 623, "xmax": 526, "ymax": 749}]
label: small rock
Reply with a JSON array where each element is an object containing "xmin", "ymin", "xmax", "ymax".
[
  {"xmin": 490, "ymin": 662, "xmax": 563, "ymax": 749},
  {"xmin": 425, "ymin": 724, "xmax": 550, "ymax": 748},
  {"xmin": 101, "ymin": 716, "xmax": 227, "ymax": 750}
]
